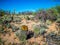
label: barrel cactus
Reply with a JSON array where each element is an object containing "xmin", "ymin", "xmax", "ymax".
[{"xmin": 15, "ymin": 25, "xmax": 28, "ymax": 41}]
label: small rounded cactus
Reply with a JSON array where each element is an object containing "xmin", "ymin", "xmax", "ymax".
[
  {"xmin": 21, "ymin": 25, "xmax": 28, "ymax": 31},
  {"xmin": 15, "ymin": 25, "xmax": 28, "ymax": 41}
]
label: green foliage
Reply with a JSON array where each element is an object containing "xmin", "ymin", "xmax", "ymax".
[
  {"xmin": 20, "ymin": 31, "xmax": 27, "ymax": 41},
  {"xmin": 15, "ymin": 30, "xmax": 27, "ymax": 41},
  {"xmin": 34, "ymin": 27, "xmax": 40, "ymax": 34},
  {"xmin": 0, "ymin": 38, "xmax": 3, "ymax": 43},
  {"xmin": 56, "ymin": 18, "xmax": 60, "ymax": 23},
  {"xmin": 33, "ymin": 25, "xmax": 40, "ymax": 37},
  {"xmin": 33, "ymin": 42, "xmax": 39, "ymax": 45},
  {"xmin": 0, "ymin": 26, "xmax": 4, "ymax": 33},
  {"xmin": 48, "ymin": 6, "xmax": 60, "ymax": 21},
  {"xmin": 33, "ymin": 24, "xmax": 48, "ymax": 37},
  {"xmin": 32, "ymin": 12, "xmax": 36, "ymax": 16},
  {"xmin": 20, "ymin": 41, "xmax": 26, "ymax": 45},
  {"xmin": 6, "ymin": 23, "xmax": 11, "ymax": 28},
  {"xmin": 0, "ymin": 11, "xmax": 4, "ymax": 16},
  {"xmin": 55, "ymin": 6, "xmax": 60, "ymax": 13},
  {"xmin": 0, "ymin": 38, "xmax": 6, "ymax": 45},
  {"xmin": 36, "ymin": 6, "xmax": 60, "ymax": 22},
  {"xmin": 49, "ymin": 32, "xmax": 56, "ymax": 37},
  {"xmin": 39, "ymin": 24, "xmax": 48, "ymax": 34},
  {"xmin": 46, "ymin": 32, "xmax": 60, "ymax": 45},
  {"xmin": 0, "ymin": 18, "xmax": 3, "ymax": 24},
  {"xmin": 46, "ymin": 20, "xmax": 52, "ymax": 25},
  {"xmin": 26, "ymin": 16, "xmax": 30, "ymax": 20}
]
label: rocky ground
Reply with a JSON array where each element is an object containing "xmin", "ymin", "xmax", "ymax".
[{"xmin": 0, "ymin": 17, "xmax": 60, "ymax": 45}]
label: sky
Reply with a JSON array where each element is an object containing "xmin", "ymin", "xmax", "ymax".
[{"xmin": 0, "ymin": 0, "xmax": 60, "ymax": 13}]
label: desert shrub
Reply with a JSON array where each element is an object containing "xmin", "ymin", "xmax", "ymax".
[
  {"xmin": 0, "ymin": 15, "xmax": 12, "ymax": 31},
  {"xmin": 5, "ymin": 23, "xmax": 11, "ymax": 28},
  {"xmin": 0, "ymin": 38, "xmax": 6, "ymax": 45},
  {"xmin": 33, "ymin": 24, "xmax": 48, "ymax": 37},
  {"xmin": 15, "ymin": 25, "xmax": 29, "ymax": 41},
  {"xmin": 0, "ymin": 19, "xmax": 3, "ymax": 24},
  {"xmin": 33, "ymin": 42, "xmax": 39, "ymax": 45},
  {"xmin": 11, "ymin": 25, "xmax": 19, "ymax": 32},
  {"xmin": 46, "ymin": 20, "xmax": 52, "ymax": 25},
  {"xmin": 40, "ymin": 24, "xmax": 48, "ymax": 29},
  {"xmin": 20, "ymin": 31, "xmax": 27, "ymax": 41},
  {"xmin": 8, "ymin": 42, "xmax": 12, "ymax": 45},
  {"xmin": 0, "ymin": 25, "xmax": 2, "ymax": 31},
  {"xmin": 15, "ymin": 30, "xmax": 27, "ymax": 41},
  {"xmin": 20, "ymin": 41, "xmax": 26, "ymax": 45},
  {"xmin": 39, "ymin": 27, "xmax": 46, "ymax": 35},
  {"xmin": 34, "ymin": 26, "xmax": 40, "ymax": 34},
  {"xmin": 48, "ymin": 32, "xmax": 56, "ymax": 37},
  {"xmin": 39, "ymin": 24, "xmax": 48, "ymax": 35},
  {"xmin": 26, "ymin": 16, "xmax": 30, "ymax": 20},
  {"xmin": 56, "ymin": 18, "xmax": 60, "ymax": 23},
  {"xmin": 33, "ymin": 25, "xmax": 40, "ymax": 37},
  {"xmin": 0, "ymin": 38, "xmax": 3, "ymax": 45},
  {"xmin": 0, "ymin": 26, "xmax": 5, "ymax": 33},
  {"xmin": 12, "ymin": 42, "xmax": 17, "ymax": 45},
  {"xmin": 46, "ymin": 32, "xmax": 60, "ymax": 45},
  {"xmin": 43, "ymin": 42, "xmax": 47, "ymax": 45},
  {"xmin": 0, "ymin": 11, "xmax": 4, "ymax": 16},
  {"xmin": 0, "ymin": 17, "xmax": 5, "ymax": 25}
]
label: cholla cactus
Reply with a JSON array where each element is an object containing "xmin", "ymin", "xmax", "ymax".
[
  {"xmin": 15, "ymin": 30, "xmax": 26, "ymax": 41},
  {"xmin": 33, "ymin": 24, "xmax": 48, "ymax": 37},
  {"xmin": 33, "ymin": 25, "xmax": 40, "ymax": 37}
]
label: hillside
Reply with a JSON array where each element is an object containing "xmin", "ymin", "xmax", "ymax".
[{"xmin": 0, "ymin": 16, "xmax": 60, "ymax": 45}]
